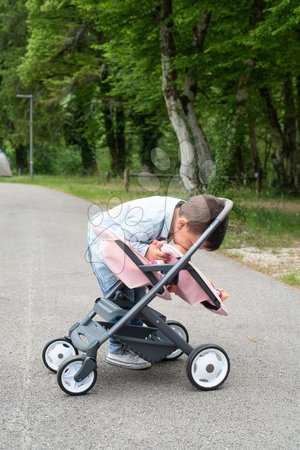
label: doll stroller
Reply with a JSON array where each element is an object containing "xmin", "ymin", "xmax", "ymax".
[{"xmin": 42, "ymin": 198, "xmax": 233, "ymax": 395}]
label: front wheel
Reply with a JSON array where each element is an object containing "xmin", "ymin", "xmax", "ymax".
[
  {"xmin": 42, "ymin": 338, "xmax": 78, "ymax": 373},
  {"xmin": 186, "ymin": 344, "xmax": 230, "ymax": 390},
  {"xmin": 57, "ymin": 356, "xmax": 97, "ymax": 396},
  {"xmin": 164, "ymin": 321, "xmax": 189, "ymax": 361}
]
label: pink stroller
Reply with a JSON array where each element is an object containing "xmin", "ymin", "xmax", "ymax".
[
  {"xmin": 42, "ymin": 198, "xmax": 233, "ymax": 395},
  {"xmin": 99, "ymin": 229, "xmax": 228, "ymax": 314}
]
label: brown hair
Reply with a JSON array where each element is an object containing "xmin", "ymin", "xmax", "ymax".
[{"xmin": 178, "ymin": 194, "xmax": 228, "ymax": 250}]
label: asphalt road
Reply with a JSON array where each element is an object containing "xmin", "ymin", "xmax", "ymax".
[{"xmin": 0, "ymin": 183, "xmax": 299, "ymax": 450}]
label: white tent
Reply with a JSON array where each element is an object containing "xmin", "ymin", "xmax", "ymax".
[{"xmin": 0, "ymin": 149, "xmax": 12, "ymax": 177}]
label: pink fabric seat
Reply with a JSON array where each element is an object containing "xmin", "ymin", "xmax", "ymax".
[
  {"xmin": 93, "ymin": 225, "xmax": 227, "ymax": 315},
  {"xmin": 160, "ymin": 244, "xmax": 227, "ymax": 316},
  {"xmin": 93, "ymin": 225, "xmax": 172, "ymax": 300}
]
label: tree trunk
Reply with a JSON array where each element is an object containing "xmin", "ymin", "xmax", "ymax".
[
  {"xmin": 140, "ymin": 126, "xmax": 161, "ymax": 172},
  {"xmin": 259, "ymin": 86, "xmax": 285, "ymax": 188},
  {"xmin": 64, "ymin": 98, "xmax": 97, "ymax": 174},
  {"xmin": 131, "ymin": 113, "xmax": 161, "ymax": 172},
  {"xmin": 115, "ymin": 107, "xmax": 126, "ymax": 175},
  {"xmin": 102, "ymin": 101, "xmax": 127, "ymax": 176},
  {"xmin": 102, "ymin": 99, "xmax": 117, "ymax": 175},
  {"xmin": 235, "ymin": 144, "xmax": 245, "ymax": 182},
  {"xmin": 181, "ymin": 73, "xmax": 212, "ymax": 174},
  {"xmin": 182, "ymin": 11, "xmax": 212, "ymax": 172},
  {"xmin": 283, "ymin": 74, "xmax": 297, "ymax": 187},
  {"xmin": 15, "ymin": 144, "xmax": 28, "ymax": 174},
  {"xmin": 297, "ymin": 75, "xmax": 300, "ymax": 146},
  {"xmin": 163, "ymin": 90, "xmax": 198, "ymax": 194},
  {"xmin": 80, "ymin": 138, "xmax": 96, "ymax": 174},
  {"xmin": 159, "ymin": 0, "xmax": 212, "ymax": 195},
  {"xmin": 249, "ymin": 118, "xmax": 263, "ymax": 194},
  {"xmin": 234, "ymin": 73, "xmax": 250, "ymax": 183},
  {"xmin": 295, "ymin": 75, "xmax": 300, "ymax": 191},
  {"xmin": 100, "ymin": 63, "xmax": 127, "ymax": 176}
]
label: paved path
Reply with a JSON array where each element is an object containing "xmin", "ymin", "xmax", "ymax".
[{"xmin": 0, "ymin": 183, "xmax": 299, "ymax": 449}]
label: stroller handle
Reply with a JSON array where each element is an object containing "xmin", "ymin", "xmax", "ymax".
[
  {"xmin": 187, "ymin": 196, "xmax": 233, "ymax": 253},
  {"xmin": 216, "ymin": 197, "xmax": 234, "ymax": 222}
]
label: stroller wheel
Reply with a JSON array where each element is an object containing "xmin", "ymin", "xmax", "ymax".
[
  {"xmin": 164, "ymin": 321, "xmax": 189, "ymax": 360},
  {"xmin": 42, "ymin": 338, "xmax": 78, "ymax": 373},
  {"xmin": 57, "ymin": 356, "xmax": 97, "ymax": 396},
  {"xmin": 186, "ymin": 344, "xmax": 230, "ymax": 390}
]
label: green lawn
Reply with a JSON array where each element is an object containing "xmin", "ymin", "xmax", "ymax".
[
  {"xmin": 223, "ymin": 205, "xmax": 300, "ymax": 249},
  {"xmin": 0, "ymin": 174, "xmax": 186, "ymax": 204}
]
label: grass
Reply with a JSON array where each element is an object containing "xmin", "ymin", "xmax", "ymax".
[
  {"xmin": 279, "ymin": 272, "xmax": 300, "ymax": 286},
  {"xmin": 1, "ymin": 174, "xmax": 299, "ymax": 287},
  {"xmin": 223, "ymin": 205, "xmax": 300, "ymax": 249},
  {"xmin": 0, "ymin": 174, "xmax": 187, "ymax": 205}
]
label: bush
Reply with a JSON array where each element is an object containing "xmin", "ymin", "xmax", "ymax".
[
  {"xmin": 33, "ymin": 144, "xmax": 82, "ymax": 175},
  {"xmin": 52, "ymin": 145, "xmax": 82, "ymax": 175}
]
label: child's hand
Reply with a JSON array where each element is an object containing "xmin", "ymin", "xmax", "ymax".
[
  {"xmin": 152, "ymin": 239, "xmax": 167, "ymax": 250},
  {"xmin": 146, "ymin": 240, "xmax": 170, "ymax": 262}
]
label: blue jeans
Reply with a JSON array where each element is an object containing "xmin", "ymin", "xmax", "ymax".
[
  {"xmin": 88, "ymin": 249, "xmax": 146, "ymax": 353},
  {"xmin": 108, "ymin": 285, "xmax": 146, "ymax": 354}
]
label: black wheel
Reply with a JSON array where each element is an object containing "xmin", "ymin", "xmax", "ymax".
[
  {"xmin": 57, "ymin": 356, "xmax": 97, "ymax": 396},
  {"xmin": 186, "ymin": 344, "xmax": 230, "ymax": 390},
  {"xmin": 42, "ymin": 337, "xmax": 78, "ymax": 373},
  {"xmin": 164, "ymin": 321, "xmax": 189, "ymax": 361}
]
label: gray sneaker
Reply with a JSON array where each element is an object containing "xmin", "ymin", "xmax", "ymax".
[{"xmin": 106, "ymin": 350, "xmax": 151, "ymax": 369}]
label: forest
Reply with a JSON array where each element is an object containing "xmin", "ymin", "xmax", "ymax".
[{"xmin": 0, "ymin": 0, "xmax": 299, "ymax": 196}]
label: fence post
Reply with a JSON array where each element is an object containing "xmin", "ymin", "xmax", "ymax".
[{"xmin": 124, "ymin": 168, "xmax": 129, "ymax": 191}]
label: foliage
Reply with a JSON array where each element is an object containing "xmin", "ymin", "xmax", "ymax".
[{"xmin": 0, "ymin": 0, "xmax": 299, "ymax": 191}]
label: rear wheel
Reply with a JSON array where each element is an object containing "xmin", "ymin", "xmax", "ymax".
[
  {"xmin": 42, "ymin": 338, "xmax": 78, "ymax": 373},
  {"xmin": 164, "ymin": 321, "xmax": 189, "ymax": 361},
  {"xmin": 186, "ymin": 344, "xmax": 230, "ymax": 390}
]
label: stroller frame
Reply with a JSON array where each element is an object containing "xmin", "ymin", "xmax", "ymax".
[{"xmin": 43, "ymin": 198, "xmax": 233, "ymax": 395}]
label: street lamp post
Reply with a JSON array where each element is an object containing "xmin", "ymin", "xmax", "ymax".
[{"xmin": 16, "ymin": 94, "xmax": 33, "ymax": 180}]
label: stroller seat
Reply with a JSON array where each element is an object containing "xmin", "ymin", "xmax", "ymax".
[{"xmin": 94, "ymin": 225, "xmax": 227, "ymax": 316}]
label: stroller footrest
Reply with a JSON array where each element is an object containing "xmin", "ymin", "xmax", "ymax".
[
  {"xmin": 94, "ymin": 298, "xmax": 127, "ymax": 321},
  {"xmin": 113, "ymin": 328, "xmax": 177, "ymax": 363},
  {"xmin": 70, "ymin": 321, "xmax": 109, "ymax": 352}
]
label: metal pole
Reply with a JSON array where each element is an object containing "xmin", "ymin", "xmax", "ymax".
[{"xmin": 29, "ymin": 95, "xmax": 33, "ymax": 180}]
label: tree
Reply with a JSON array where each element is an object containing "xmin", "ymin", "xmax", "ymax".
[
  {"xmin": 159, "ymin": 0, "xmax": 214, "ymax": 194},
  {"xmin": 253, "ymin": 0, "xmax": 300, "ymax": 192},
  {"xmin": 19, "ymin": 0, "xmax": 104, "ymax": 173},
  {"xmin": 2, "ymin": 0, "xmax": 298, "ymax": 192},
  {"xmin": 194, "ymin": 0, "xmax": 300, "ymax": 193},
  {"xmin": 0, "ymin": 0, "xmax": 30, "ymax": 171}
]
